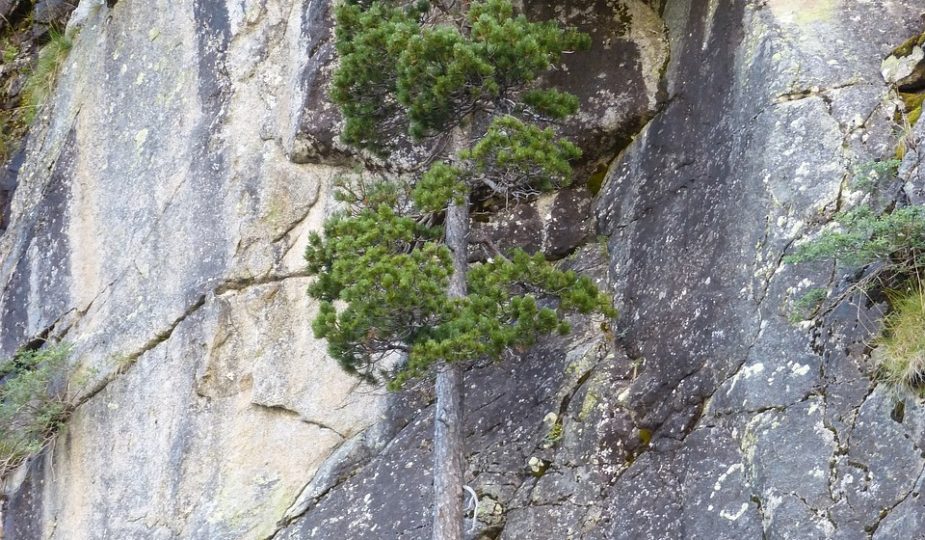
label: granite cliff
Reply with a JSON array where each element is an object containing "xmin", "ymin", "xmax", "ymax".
[{"xmin": 2, "ymin": 1, "xmax": 925, "ymax": 538}]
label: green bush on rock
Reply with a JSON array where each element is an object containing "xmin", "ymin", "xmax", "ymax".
[
  {"xmin": 785, "ymin": 195, "xmax": 925, "ymax": 391},
  {"xmin": 0, "ymin": 343, "xmax": 73, "ymax": 478}
]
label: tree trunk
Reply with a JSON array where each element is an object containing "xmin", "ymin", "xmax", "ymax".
[{"xmin": 432, "ymin": 199, "xmax": 469, "ymax": 540}]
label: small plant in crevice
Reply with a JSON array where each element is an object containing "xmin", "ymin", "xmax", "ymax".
[
  {"xmin": 788, "ymin": 287, "xmax": 828, "ymax": 324},
  {"xmin": 20, "ymin": 28, "xmax": 73, "ymax": 124},
  {"xmin": 0, "ymin": 343, "xmax": 74, "ymax": 478},
  {"xmin": 849, "ymin": 159, "xmax": 902, "ymax": 193},
  {"xmin": 541, "ymin": 417, "xmax": 563, "ymax": 448},
  {"xmin": 895, "ymin": 92, "xmax": 922, "ymax": 160},
  {"xmin": 785, "ymin": 186, "xmax": 925, "ymax": 389},
  {"xmin": 1, "ymin": 38, "xmax": 18, "ymax": 64},
  {"xmin": 876, "ymin": 281, "xmax": 925, "ymax": 392}
]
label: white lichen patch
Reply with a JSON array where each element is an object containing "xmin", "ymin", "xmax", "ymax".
[
  {"xmin": 712, "ymin": 463, "xmax": 744, "ymax": 496},
  {"xmin": 743, "ymin": 363, "xmax": 766, "ymax": 378},
  {"xmin": 789, "ymin": 363, "xmax": 811, "ymax": 377},
  {"xmin": 720, "ymin": 502, "xmax": 750, "ymax": 521},
  {"xmin": 134, "ymin": 128, "xmax": 149, "ymax": 149}
]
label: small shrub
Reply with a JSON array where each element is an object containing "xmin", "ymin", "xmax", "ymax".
[
  {"xmin": 20, "ymin": 29, "xmax": 72, "ymax": 123},
  {"xmin": 785, "ymin": 205, "xmax": 925, "ymax": 277},
  {"xmin": 0, "ymin": 343, "xmax": 73, "ymax": 478},
  {"xmin": 786, "ymin": 197, "xmax": 925, "ymax": 390},
  {"xmin": 877, "ymin": 282, "xmax": 925, "ymax": 391},
  {"xmin": 850, "ymin": 159, "xmax": 901, "ymax": 193},
  {"xmin": 789, "ymin": 287, "xmax": 828, "ymax": 323}
]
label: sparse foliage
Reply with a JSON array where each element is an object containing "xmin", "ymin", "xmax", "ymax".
[
  {"xmin": 785, "ymin": 204, "xmax": 925, "ymax": 321},
  {"xmin": 0, "ymin": 343, "xmax": 73, "ymax": 478},
  {"xmin": 785, "ymin": 162, "xmax": 925, "ymax": 391},
  {"xmin": 785, "ymin": 205, "xmax": 925, "ymax": 273},
  {"xmin": 849, "ymin": 159, "xmax": 902, "ymax": 193},
  {"xmin": 876, "ymin": 282, "xmax": 925, "ymax": 391},
  {"xmin": 1, "ymin": 28, "xmax": 73, "ymax": 164},
  {"xmin": 21, "ymin": 29, "xmax": 73, "ymax": 123}
]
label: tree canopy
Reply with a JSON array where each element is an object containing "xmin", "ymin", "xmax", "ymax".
[
  {"xmin": 308, "ymin": 0, "xmax": 614, "ymax": 389},
  {"xmin": 306, "ymin": 198, "xmax": 614, "ymax": 389},
  {"xmin": 330, "ymin": 0, "xmax": 589, "ymax": 151}
]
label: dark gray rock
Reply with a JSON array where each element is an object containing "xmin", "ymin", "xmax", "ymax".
[
  {"xmin": 675, "ymin": 428, "xmax": 763, "ymax": 539},
  {"xmin": 32, "ymin": 0, "xmax": 74, "ymax": 24},
  {"xmin": 282, "ymin": 0, "xmax": 348, "ymax": 165},
  {"xmin": 0, "ymin": 0, "xmax": 21, "ymax": 24},
  {"xmin": 523, "ymin": 0, "xmax": 668, "ymax": 171},
  {"xmin": 471, "ymin": 185, "xmax": 594, "ymax": 260},
  {"xmin": 746, "ymin": 400, "xmax": 834, "ymax": 510},
  {"xmin": 6, "ymin": 0, "xmax": 925, "ymax": 538}
]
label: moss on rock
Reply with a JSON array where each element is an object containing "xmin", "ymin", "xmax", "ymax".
[
  {"xmin": 900, "ymin": 91, "xmax": 925, "ymax": 126},
  {"xmin": 892, "ymin": 31, "xmax": 925, "ymax": 58}
]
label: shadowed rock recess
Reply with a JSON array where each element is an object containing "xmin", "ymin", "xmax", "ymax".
[{"xmin": 1, "ymin": 0, "xmax": 925, "ymax": 539}]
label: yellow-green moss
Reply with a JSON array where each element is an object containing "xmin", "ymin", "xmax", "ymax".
[
  {"xmin": 638, "ymin": 428, "xmax": 652, "ymax": 447},
  {"xmin": 892, "ymin": 31, "xmax": 925, "ymax": 58},
  {"xmin": 900, "ymin": 91, "xmax": 925, "ymax": 127},
  {"xmin": 578, "ymin": 390, "xmax": 599, "ymax": 421},
  {"xmin": 587, "ymin": 163, "xmax": 608, "ymax": 196}
]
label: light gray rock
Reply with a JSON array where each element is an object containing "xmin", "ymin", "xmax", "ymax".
[
  {"xmin": 882, "ymin": 46, "xmax": 924, "ymax": 83},
  {"xmin": 1, "ymin": 0, "xmax": 382, "ymax": 537},
  {"xmin": 4, "ymin": 0, "xmax": 925, "ymax": 539}
]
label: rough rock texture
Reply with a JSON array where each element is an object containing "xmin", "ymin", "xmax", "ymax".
[
  {"xmin": 3, "ymin": 0, "xmax": 925, "ymax": 539},
  {"xmin": 0, "ymin": 1, "xmax": 382, "ymax": 537},
  {"xmin": 594, "ymin": 1, "xmax": 925, "ymax": 538}
]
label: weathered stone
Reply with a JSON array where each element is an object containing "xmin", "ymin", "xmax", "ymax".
[
  {"xmin": 745, "ymin": 400, "xmax": 834, "ymax": 510},
  {"xmin": 674, "ymin": 428, "xmax": 763, "ymax": 539},
  {"xmin": 280, "ymin": 0, "xmax": 348, "ymax": 165},
  {"xmin": 5, "ymin": 0, "xmax": 925, "ymax": 539},
  {"xmin": 0, "ymin": 1, "xmax": 381, "ymax": 537},
  {"xmin": 471, "ymin": 185, "xmax": 594, "ymax": 260},
  {"xmin": 32, "ymin": 0, "xmax": 74, "ymax": 24},
  {"xmin": 523, "ymin": 0, "xmax": 669, "ymax": 171},
  {"xmin": 882, "ymin": 46, "xmax": 924, "ymax": 84}
]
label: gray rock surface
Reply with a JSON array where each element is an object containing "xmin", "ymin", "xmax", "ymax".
[
  {"xmin": 0, "ymin": 0, "xmax": 21, "ymax": 24},
  {"xmin": 1, "ymin": 0, "xmax": 382, "ymax": 537},
  {"xmin": 32, "ymin": 0, "xmax": 74, "ymax": 24},
  {"xmin": 2, "ymin": 0, "xmax": 925, "ymax": 539}
]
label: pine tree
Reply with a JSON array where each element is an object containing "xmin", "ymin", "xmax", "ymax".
[{"xmin": 307, "ymin": 1, "xmax": 614, "ymax": 537}]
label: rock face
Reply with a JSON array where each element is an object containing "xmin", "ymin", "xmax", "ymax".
[
  {"xmin": 0, "ymin": 1, "xmax": 382, "ymax": 538},
  {"xmin": 2, "ymin": 0, "xmax": 925, "ymax": 539}
]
